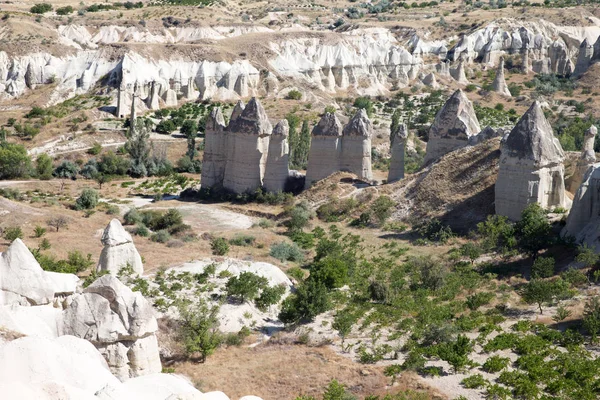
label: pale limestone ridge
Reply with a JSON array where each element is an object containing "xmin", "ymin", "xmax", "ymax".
[
  {"xmin": 424, "ymin": 89, "xmax": 481, "ymax": 164},
  {"xmin": 495, "ymin": 101, "xmax": 569, "ymax": 220},
  {"xmin": 263, "ymin": 120, "xmax": 290, "ymax": 193},
  {"xmin": 97, "ymin": 219, "xmax": 144, "ymax": 276},
  {"xmin": 222, "ymin": 98, "xmax": 272, "ymax": 193},
  {"xmin": 62, "ymin": 275, "xmax": 161, "ymax": 380},
  {"xmin": 492, "ymin": 57, "xmax": 511, "ymax": 97},
  {"xmin": 388, "ymin": 123, "xmax": 408, "ymax": 183}
]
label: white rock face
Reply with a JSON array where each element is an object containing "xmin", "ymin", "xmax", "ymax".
[
  {"xmin": 573, "ymin": 38, "xmax": 594, "ymax": 77},
  {"xmin": 340, "ymin": 109, "xmax": 373, "ymax": 182},
  {"xmin": 0, "ymin": 239, "xmax": 78, "ymax": 306},
  {"xmin": 97, "ymin": 219, "xmax": 143, "ymax": 276},
  {"xmin": 62, "ymin": 275, "xmax": 161, "ymax": 380},
  {"xmin": 424, "ymin": 90, "xmax": 481, "ymax": 164},
  {"xmin": 305, "ymin": 113, "xmax": 343, "ymax": 188},
  {"xmin": 223, "ymin": 98, "xmax": 272, "ymax": 193},
  {"xmin": 421, "ymin": 72, "xmax": 439, "ymax": 88},
  {"xmin": 263, "ymin": 119, "xmax": 290, "ymax": 193},
  {"xmin": 492, "ymin": 57, "xmax": 511, "ymax": 97},
  {"xmin": 163, "ymin": 88, "xmax": 178, "ymax": 107},
  {"xmin": 495, "ymin": 101, "xmax": 569, "ymax": 220},
  {"xmin": 388, "ymin": 124, "xmax": 409, "ymax": 183},
  {"xmin": 201, "ymin": 107, "xmax": 228, "ymax": 189},
  {"xmin": 569, "ymin": 125, "xmax": 598, "ymax": 192},
  {"xmin": 450, "ymin": 61, "xmax": 468, "ymax": 84},
  {"xmin": 563, "ymin": 163, "xmax": 600, "ymax": 246}
]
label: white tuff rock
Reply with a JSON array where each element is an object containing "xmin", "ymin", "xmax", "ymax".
[
  {"xmin": 492, "ymin": 57, "xmax": 511, "ymax": 97},
  {"xmin": 305, "ymin": 113, "xmax": 344, "ymax": 188},
  {"xmin": 263, "ymin": 119, "xmax": 290, "ymax": 193},
  {"xmin": 388, "ymin": 123, "xmax": 409, "ymax": 183},
  {"xmin": 97, "ymin": 219, "xmax": 143, "ymax": 276},
  {"xmin": 340, "ymin": 109, "xmax": 373, "ymax": 182},
  {"xmin": 201, "ymin": 107, "xmax": 228, "ymax": 189}
]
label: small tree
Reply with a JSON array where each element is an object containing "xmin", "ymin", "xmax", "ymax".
[
  {"xmin": 437, "ymin": 334, "xmax": 473, "ymax": 374},
  {"xmin": 322, "ymin": 380, "xmax": 349, "ymax": 400},
  {"xmin": 180, "ymin": 119, "xmax": 198, "ymax": 159},
  {"xmin": 33, "ymin": 225, "xmax": 46, "ymax": 238},
  {"xmin": 255, "ymin": 284, "xmax": 286, "ymax": 311},
  {"xmin": 516, "ymin": 203, "xmax": 552, "ymax": 258},
  {"xmin": 47, "ymin": 216, "xmax": 68, "ymax": 232},
  {"xmin": 521, "ymin": 279, "xmax": 557, "ymax": 314},
  {"xmin": 75, "ymin": 188, "xmax": 99, "ymax": 210},
  {"xmin": 3, "ymin": 227, "xmax": 23, "ymax": 241},
  {"xmin": 225, "ymin": 272, "xmax": 268, "ymax": 303},
  {"xmin": 332, "ymin": 312, "xmax": 354, "ymax": 351},
  {"xmin": 531, "ymin": 256, "xmax": 555, "ymax": 279},
  {"xmin": 178, "ymin": 302, "xmax": 222, "ymax": 363},
  {"xmin": 210, "ymin": 237, "xmax": 230, "ymax": 256},
  {"xmin": 126, "ymin": 118, "xmax": 153, "ymax": 177},
  {"xmin": 36, "ymin": 154, "xmax": 53, "ymax": 180},
  {"xmin": 372, "ymin": 195, "xmax": 395, "ymax": 225},
  {"xmin": 576, "ymin": 244, "xmax": 599, "ymax": 268},
  {"xmin": 279, "ymin": 279, "xmax": 331, "ymax": 324},
  {"xmin": 583, "ymin": 296, "xmax": 600, "ymax": 343},
  {"xmin": 287, "ymin": 200, "xmax": 313, "ymax": 233},
  {"xmin": 94, "ymin": 173, "xmax": 111, "ymax": 189}
]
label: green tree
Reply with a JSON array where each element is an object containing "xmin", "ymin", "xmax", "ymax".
[
  {"xmin": 94, "ymin": 173, "xmax": 111, "ymax": 189},
  {"xmin": 288, "ymin": 200, "xmax": 313, "ymax": 232},
  {"xmin": 286, "ymin": 113, "xmax": 301, "ymax": 163},
  {"xmin": 390, "ymin": 109, "xmax": 402, "ymax": 146},
  {"xmin": 521, "ymin": 279, "xmax": 558, "ymax": 314},
  {"xmin": 322, "ymin": 380, "xmax": 351, "ymax": 400},
  {"xmin": 583, "ymin": 296, "xmax": 600, "ymax": 343},
  {"xmin": 531, "ymin": 256, "xmax": 555, "ymax": 279},
  {"xmin": 3, "ymin": 227, "xmax": 23, "ymax": 242},
  {"xmin": 30, "ymin": 3, "xmax": 52, "ymax": 13},
  {"xmin": 576, "ymin": 244, "xmax": 599, "ymax": 268},
  {"xmin": 156, "ymin": 119, "xmax": 176, "ymax": 134},
  {"xmin": 353, "ymin": 97, "xmax": 374, "ymax": 116},
  {"xmin": 0, "ymin": 143, "xmax": 31, "ymax": 179},
  {"xmin": 372, "ymin": 195, "xmax": 395, "ymax": 225},
  {"xmin": 180, "ymin": 119, "xmax": 198, "ymax": 159},
  {"xmin": 437, "ymin": 334, "xmax": 473, "ymax": 374},
  {"xmin": 178, "ymin": 302, "xmax": 222, "ymax": 362},
  {"xmin": 290, "ymin": 119, "xmax": 311, "ymax": 169},
  {"xmin": 516, "ymin": 203, "xmax": 552, "ymax": 258},
  {"xmin": 75, "ymin": 188, "xmax": 99, "ymax": 210},
  {"xmin": 36, "ymin": 153, "xmax": 53, "ymax": 180},
  {"xmin": 33, "ymin": 226, "xmax": 46, "ymax": 238},
  {"xmin": 54, "ymin": 160, "xmax": 79, "ymax": 180},
  {"xmin": 279, "ymin": 279, "xmax": 330, "ymax": 324},
  {"xmin": 126, "ymin": 119, "xmax": 152, "ymax": 177},
  {"xmin": 255, "ymin": 284, "xmax": 286, "ymax": 311},
  {"xmin": 210, "ymin": 237, "xmax": 230, "ymax": 256},
  {"xmin": 332, "ymin": 312, "xmax": 354, "ymax": 350},
  {"xmin": 225, "ymin": 272, "xmax": 268, "ymax": 303}
]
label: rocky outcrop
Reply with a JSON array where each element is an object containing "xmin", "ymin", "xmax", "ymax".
[
  {"xmin": 305, "ymin": 113, "xmax": 343, "ymax": 188},
  {"xmin": 263, "ymin": 120, "xmax": 290, "ymax": 193},
  {"xmin": 222, "ymin": 98, "xmax": 272, "ymax": 193},
  {"xmin": 62, "ymin": 275, "xmax": 161, "ymax": 380},
  {"xmin": 568, "ymin": 125, "xmax": 597, "ymax": 192},
  {"xmin": 201, "ymin": 107, "xmax": 228, "ymax": 189},
  {"xmin": 146, "ymin": 81, "xmax": 160, "ymax": 110},
  {"xmin": 468, "ymin": 126, "xmax": 505, "ymax": 146},
  {"xmin": 340, "ymin": 109, "xmax": 373, "ymax": 181},
  {"xmin": 574, "ymin": 38, "xmax": 594, "ymax": 77},
  {"xmin": 492, "ymin": 57, "xmax": 511, "ymax": 97},
  {"xmin": 495, "ymin": 101, "xmax": 569, "ymax": 220},
  {"xmin": 421, "ymin": 72, "xmax": 439, "ymax": 88},
  {"xmin": 183, "ymin": 76, "xmax": 197, "ymax": 100},
  {"xmin": 97, "ymin": 219, "xmax": 144, "ymax": 276},
  {"xmin": 424, "ymin": 90, "xmax": 481, "ymax": 164},
  {"xmin": 230, "ymin": 100, "xmax": 245, "ymax": 122},
  {"xmin": 450, "ymin": 61, "xmax": 468, "ymax": 84},
  {"xmin": 0, "ymin": 239, "xmax": 78, "ymax": 306},
  {"xmin": 162, "ymin": 88, "xmax": 178, "ymax": 107},
  {"xmin": 388, "ymin": 123, "xmax": 408, "ymax": 183},
  {"xmin": 562, "ymin": 163, "xmax": 600, "ymax": 247}
]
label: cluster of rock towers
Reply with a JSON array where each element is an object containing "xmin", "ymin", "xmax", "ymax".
[{"xmin": 201, "ymin": 97, "xmax": 375, "ymax": 193}]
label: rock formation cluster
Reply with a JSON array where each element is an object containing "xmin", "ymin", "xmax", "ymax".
[
  {"xmin": 495, "ymin": 101, "xmax": 569, "ymax": 220},
  {"xmin": 97, "ymin": 219, "xmax": 144, "ymax": 276},
  {"xmin": 424, "ymin": 90, "xmax": 481, "ymax": 164},
  {"xmin": 388, "ymin": 123, "xmax": 409, "ymax": 183},
  {"xmin": 305, "ymin": 110, "xmax": 374, "ymax": 188}
]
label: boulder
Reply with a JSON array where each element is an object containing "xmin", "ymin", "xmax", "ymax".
[
  {"xmin": 424, "ymin": 89, "xmax": 481, "ymax": 164},
  {"xmin": 62, "ymin": 274, "xmax": 161, "ymax": 380},
  {"xmin": 468, "ymin": 126, "xmax": 503, "ymax": 146},
  {"xmin": 200, "ymin": 107, "xmax": 228, "ymax": 189},
  {"xmin": 340, "ymin": 109, "xmax": 373, "ymax": 182},
  {"xmin": 495, "ymin": 101, "xmax": 569, "ymax": 220},
  {"xmin": 492, "ymin": 57, "xmax": 511, "ymax": 97},
  {"xmin": 97, "ymin": 219, "xmax": 143, "ymax": 276},
  {"xmin": 223, "ymin": 97, "xmax": 272, "ymax": 193},
  {"xmin": 305, "ymin": 112, "xmax": 343, "ymax": 188},
  {"xmin": 0, "ymin": 239, "xmax": 78, "ymax": 306},
  {"xmin": 263, "ymin": 119, "xmax": 290, "ymax": 193},
  {"xmin": 388, "ymin": 123, "xmax": 409, "ymax": 183}
]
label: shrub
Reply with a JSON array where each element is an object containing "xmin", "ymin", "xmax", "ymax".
[
  {"xmin": 255, "ymin": 284, "xmax": 286, "ymax": 311},
  {"xmin": 229, "ymin": 234, "xmax": 256, "ymax": 247},
  {"xmin": 531, "ymin": 256, "xmax": 555, "ymax": 279},
  {"xmin": 134, "ymin": 224, "xmax": 149, "ymax": 237},
  {"xmin": 353, "ymin": 96, "xmax": 374, "ymax": 116},
  {"xmin": 210, "ymin": 237, "xmax": 229, "ymax": 256},
  {"xmin": 286, "ymin": 89, "xmax": 302, "ymax": 100},
  {"xmin": 56, "ymin": 5, "xmax": 74, "ymax": 14},
  {"xmin": 3, "ymin": 227, "xmax": 23, "ymax": 241},
  {"xmin": 75, "ymin": 188, "xmax": 99, "ymax": 210},
  {"xmin": 0, "ymin": 143, "xmax": 31, "ymax": 179},
  {"xmin": 47, "ymin": 216, "xmax": 68, "ymax": 232},
  {"xmin": 279, "ymin": 279, "xmax": 330, "ymax": 324},
  {"xmin": 226, "ymin": 272, "xmax": 268, "ymax": 303},
  {"xmin": 33, "ymin": 226, "xmax": 46, "ymax": 238},
  {"xmin": 461, "ymin": 374, "xmax": 488, "ymax": 389},
  {"xmin": 178, "ymin": 302, "xmax": 222, "ymax": 362},
  {"xmin": 124, "ymin": 208, "xmax": 142, "ymax": 225},
  {"xmin": 54, "ymin": 161, "xmax": 79, "ymax": 180},
  {"xmin": 372, "ymin": 195, "xmax": 395, "ymax": 225},
  {"xmin": 583, "ymin": 296, "xmax": 600, "ymax": 342},
  {"xmin": 156, "ymin": 119, "xmax": 177, "ymax": 134},
  {"xmin": 287, "ymin": 200, "xmax": 313, "ymax": 232},
  {"xmin": 466, "ymin": 292, "xmax": 494, "ymax": 310},
  {"xmin": 269, "ymin": 241, "xmax": 304, "ymax": 263},
  {"xmin": 151, "ymin": 229, "xmax": 171, "ymax": 243},
  {"xmin": 30, "ymin": 3, "xmax": 52, "ymax": 13},
  {"xmin": 88, "ymin": 142, "xmax": 102, "ymax": 155},
  {"xmin": 482, "ymin": 355, "xmax": 510, "ymax": 373},
  {"xmin": 36, "ymin": 154, "xmax": 53, "ymax": 180}
]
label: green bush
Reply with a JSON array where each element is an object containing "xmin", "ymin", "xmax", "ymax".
[
  {"xmin": 461, "ymin": 374, "xmax": 488, "ymax": 389},
  {"xmin": 56, "ymin": 5, "xmax": 74, "ymax": 14},
  {"xmin": 3, "ymin": 227, "xmax": 23, "ymax": 242},
  {"xmin": 30, "ymin": 3, "xmax": 52, "ymax": 13},
  {"xmin": 255, "ymin": 284, "xmax": 286, "ymax": 311},
  {"xmin": 124, "ymin": 208, "xmax": 142, "ymax": 225},
  {"xmin": 225, "ymin": 272, "xmax": 268, "ymax": 303},
  {"xmin": 286, "ymin": 90, "xmax": 302, "ymax": 100},
  {"xmin": 151, "ymin": 229, "xmax": 171, "ymax": 243},
  {"xmin": 372, "ymin": 195, "xmax": 396, "ymax": 225},
  {"xmin": 465, "ymin": 292, "xmax": 494, "ymax": 310},
  {"xmin": 178, "ymin": 302, "xmax": 222, "ymax": 362},
  {"xmin": 269, "ymin": 241, "xmax": 304, "ymax": 263},
  {"xmin": 0, "ymin": 143, "xmax": 31, "ymax": 179},
  {"xmin": 36, "ymin": 154, "xmax": 53, "ymax": 180},
  {"xmin": 75, "ymin": 188, "xmax": 99, "ymax": 210},
  {"xmin": 531, "ymin": 256, "xmax": 555, "ymax": 279},
  {"xmin": 228, "ymin": 234, "xmax": 256, "ymax": 247},
  {"xmin": 482, "ymin": 355, "xmax": 510, "ymax": 373},
  {"xmin": 279, "ymin": 279, "xmax": 330, "ymax": 324},
  {"xmin": 210, "ymin": 237, "xmax": 229, "ymax": 256},
  {"xmin": 156, "ymin": 119, "xmax": 177, "ymax": 134}
]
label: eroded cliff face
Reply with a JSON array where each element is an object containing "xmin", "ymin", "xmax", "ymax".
[{"xmin": 3, "ymin": 18, "xmax": 600, "ymax": 106}]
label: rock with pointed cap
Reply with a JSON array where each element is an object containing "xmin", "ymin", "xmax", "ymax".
[
  {"xmin": 495, "ymin": 101, "xmax": 569, "ymax": 220},
  {"xmin": 97, "ymin": 219, "xmax": 143, "ymax": 276},
  {"xmin": 492, "ymin": 57, "xmax": 511, "ymax": 97},
  {"xmin": 305, "ymin": 113, "xmax": 343, "ymax": 188},
  {"xmin": 340, "ymin": 109, "xmax": 373, "ymax": 181},
  {"xmin": 0, "ymin": 239, "xmax": 78, "ymax": 306},
  {"xmin": 568, "ymin": 125, "xmax": 598, "ymax": 192},
  {"xmin": 424, "ymin": 89, "xmax": 481, "ymax": 164},
  {"xmin": 229, "ymin": 100, "xmax": 245, "ymax": 124},
  {"xmin": 146, "ymin": 81, "xmax": 160, "ymax": 110},
  {"xmin": 201, "ymin": 107, "xmax": 228, "ymax": 189},
  {"xmin": 421, "ymin": 72, "xmax": 439, "ymax": 88},
  {"xmin": 574, "ymin": 39, "xmax": 594, "ymax": 77},
  {"xmin": 563, "ymin": 163, "xmax": 600, "ymax": 249},
  {"xmin": 388, "ymin": 123, "xmax": 409, "ymax": 183},
  {"xmin": 263, "ymin": 120, "xmax": 290, "ymax": 192},
  {"xmin": 450, "ymin": 61, "xmax": 468, "ymax": 84},
  {"xmin": 162, "ymin": 88, "xmax": 178, "ymax": 108},
  {"xmin": 223, "ymin": 98, "xmax": 272, "ymax": 193}
]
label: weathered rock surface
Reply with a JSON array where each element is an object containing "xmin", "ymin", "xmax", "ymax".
[
  {"xmin": 495, "ymin": 101, "xmax": 569, "ymax": 220},
  {"xmin": 421, "ymin": 72, "xmax": 439, "ymax": 88},
  {"xmin": 340, "ymin": 109, "xmax": 373, "ymax": 181},
  {"xmin": 305, "ymin": 113, "xmax": 343, "ymax": 188},
  {"xmin": 62, "ymin": 275, "xmax": 161, "ymax": 380},
  {"xmin": 263, "ymin": 119, "xmax": 290, "ymax": 193},
  {"xmin": 563, "ymin": 163, "xmax": 600, "ymax": 247},
  {"xmin": 492, "ymin": 57, "xmax": 511, "ymax": 96},
  {"xmin": 449, "ymin": 61, "xmax": 468, "ymax": 84},
  {"xmin": 468, "ymin": 126, "xmax": 504, "ymax": 146},
  {"xmin": 97, "ymin": 219, "xmax": 143, "ymax": 276},
  {"xmin": 201, "ymin": 107, "xmax": 228, "ymax": 189},
  {"xmin": 568, "ymin": 125, "xmax": 598, "ymax": 192},
  {"xmin": 388, "ymin": 123, "xmax": 409, "ymax": 183},
  {"xmin": 223, "ymin": 97, "xmax": 272, "ymax": 193},
  {"xmin": 0, "ymin": 239, "xmax": 78, "ymax": 306},
  {"xmin": 424, "ymin": 90, "xmax": 481, "ymax": 164}
]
